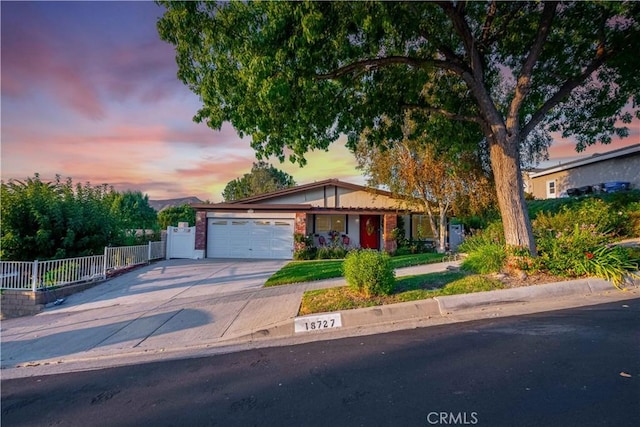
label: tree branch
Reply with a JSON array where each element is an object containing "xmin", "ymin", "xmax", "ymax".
[
  {"xmin": 480, "ymin": 1, "xmax": 498, "ymax": 51},
  {"xmin": 521, "ymin": 52, "xmax": 610, "ymax": 139},
  {"xmin": 315, "ymin": 56, "xmax": 455, "ymax": 80},
  {"xmin": 315, "ymin": 57, "xmax": 419, "ymax": 80},
  {"xmin": 506, "ymin": 1, "xmax": 558, "ymax": 131}
]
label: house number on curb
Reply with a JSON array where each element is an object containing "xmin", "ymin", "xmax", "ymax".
[{"xmin": 294, "ymin": 313, "xmax": 342, "ymax": 333}]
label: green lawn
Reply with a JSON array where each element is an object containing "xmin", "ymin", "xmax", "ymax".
[
  {"xmin": 264, "ymin": 252, "xmax": 444, "ymax": 287},
  {"xmin": 298, "ymin": 271, "xmax": 505, "ymax": 315}
]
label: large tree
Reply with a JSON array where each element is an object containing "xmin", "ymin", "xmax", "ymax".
[
  {"xmin": 222, "ymin": 161, "xmax": 296, "ymax": 201},
  {"xmin": 158, "ymin": 1, "xmax": 640, "ymax": 254}
]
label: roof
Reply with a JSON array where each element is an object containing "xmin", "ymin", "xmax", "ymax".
[
  {"xmin": 224, "ymin": 178, "xmax": 394, "ymax": 204},
  {"xmin": 528, "ymin": 144, "xmax": 640, "ymax": 178},
  {"xmin": 190, "ymin": 179, "xmax": 420, "ymax": 213}
]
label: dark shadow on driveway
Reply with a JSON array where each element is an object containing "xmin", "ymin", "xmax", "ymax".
[{"xmin": 1, "ymin": 308, "xmax": 212, "ymax": 368}]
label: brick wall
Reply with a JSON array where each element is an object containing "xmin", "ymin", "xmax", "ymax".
[
  {"xmin": 383, "ymin": 214, "xmax": 398, "ymax": 253},
  {"xmin": 1, "ymin": 280, "xmax": 102, "ymax": 319}
]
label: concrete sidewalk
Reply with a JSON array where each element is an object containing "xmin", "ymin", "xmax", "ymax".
[{"xmin": 1, "ymin": 258, "xmax": 638, "ymax": 379}]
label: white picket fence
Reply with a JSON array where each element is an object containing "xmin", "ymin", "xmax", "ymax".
[{"xmin": 0, "ymin": 241, "xmax": 166, "ymax": 291}]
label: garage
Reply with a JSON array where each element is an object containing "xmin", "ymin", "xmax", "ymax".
[{"xmin": 206, "ymin": 218, "xmax": 294, "ymax": 259}]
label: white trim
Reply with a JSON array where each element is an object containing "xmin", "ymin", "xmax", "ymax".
[
  {"xmin": 207, "ymin": 212, "xmax": 296, "ymax": 219},
  {"xmin": 546, "ymin": 179, "xmax": 557, "ymax": 199}
]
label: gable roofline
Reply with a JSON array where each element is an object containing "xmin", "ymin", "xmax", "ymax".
[
  {"xmin": 224, "ymin": 178, "xmax": 395, "ymax": 204},
  {"xmin": 528, "ymin": 144, "xmax": 640, "ymax": 178}
]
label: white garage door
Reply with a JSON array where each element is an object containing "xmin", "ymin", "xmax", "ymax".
[{"xmin": 207, "ymin": 218, "xmax": 294, "ymax": 259}]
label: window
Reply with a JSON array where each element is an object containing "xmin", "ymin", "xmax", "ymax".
[
  {"xmin": 411, "ymin": 215, "xmax": 435, "ymax": 239},
  {"xmin": 315, "ymin": 215, "xmax": 346, "ymax": 233},
  {"xmin": 547, "ymin": 180, "xmax": 556, "ymax": 199}
]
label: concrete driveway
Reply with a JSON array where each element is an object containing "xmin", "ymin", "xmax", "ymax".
[
  {"xmin": 1, "ymin": 259, "xmax": 292, "ymax": 369},
  {"xmin": 52, "ymin": 258, "xmax": 290, "ymax": 310}
]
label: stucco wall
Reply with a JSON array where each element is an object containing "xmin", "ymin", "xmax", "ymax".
[
  {"xmin": 260, "ymin": 185, "xmax": 401, "ymax": 208},
  {"xmin": 528, "ymin": 153, "xmax": 640, "ymax": 199}
]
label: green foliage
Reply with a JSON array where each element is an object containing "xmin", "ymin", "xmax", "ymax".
[
  {"xmin": 157, "ymin": 204, "xmax": 196, "ymax": 229},
  {"xmin": 299, "ymin": 271, "xmax": 506, "ymax": 315},
  {"xmin": 1, "ymin": 174, "xmax": 160, "ymax": 261},
  {"xmin": 222, "ymin": 162, "xmax": 296, "ymax": 201},
  {"xmin": 531, "ymin": 198, "xmax": 640, "ymax": 286},
  {"xmin": 1, "ymin": 175, "xmax": 122, "ymax": 260},
  {"xmin": 43, "ymin": 263, "xmax": 79, "ymax": 287},
  {"xmin": 533, "ymin": 198, "xmax": 627, "ymax": 237},
  {"xmin": 573, "ymin": 246, "xmax": 639, "ymax": 290},
  {"xmin": 627, "ymin": 202, "xmax": 640, "ymax": 237},
  {"xmin": 110, "ymin": 191, "xmax": 157, "ymax": 231},
  {"xmin": 437, "ymin": 275, "xmax": 506, "ymax": 296},
  {"xmin": 343, "ymin": 249, "xmax": 396, "ymax": 297},
  {"xmin": 158, "ymin": 1, "xmax": 640, "ymax": 254},
  {"xmin": 293, "ymin": 247, "xmax": 318, "ymax": 261},
  {"xmin": 458, "ymin": 221, "xmax": 507, "ymax": 274},
  {"xmin": 460, "ymin": 243, "xmax": 507, "ymax": 275},
  {"xmin": 458, "ymin": 221, "xmax": 505, "ymax": 253}
]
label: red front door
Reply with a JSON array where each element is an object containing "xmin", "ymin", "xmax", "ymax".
[{"xmin": 359, "ymin": 215, "xmax": 380, "ymax": 249}]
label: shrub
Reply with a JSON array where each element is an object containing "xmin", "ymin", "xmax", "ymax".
[
  {"xmin": 536, "ymin": 223, "xmax": 607, "ymax": 277},
  {"xmin": 458, "ymin": 221, "xmax": 504, "ymax": 254},
  {"xmin": 460, "ymin": 242, "xmax": 507, "ymax": 274},
  {"xmin": 533, "ymin": 198, "xmax": 626, "ymax": 237},
  {"xmin": 626, "ymin": 202, "xmax": 640, "ymax": 237},
  {"xmin": 294, "ymin": 247, "xmax": 317, "ymax": 260},
  {"xmin": 343, "ymin": 249, "xmax": 396, "ymax": 297},
  {"xmin": 574, "ymin": 245, "xmax": 640, "ymax": 289},
  {"xmin": 458, "ymin": 221, "xmax": 506, "ymax": 274}
]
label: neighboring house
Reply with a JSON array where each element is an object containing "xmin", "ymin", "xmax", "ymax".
[
  {"xmin": 188, "ymin": 179, "xmax": 445, "ymax": 260},
  {"xmin": 524, "ymin": 144, "xmax": 640, "ymax": 199}
]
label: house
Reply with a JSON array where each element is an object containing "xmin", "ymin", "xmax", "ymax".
[
  {"xmin": 188, "ymin": 179, "xmax": 443, "ymax": 260},
  {"xmin": 524, "ymin": 144, "xmax": 640, "ymax": 199}
]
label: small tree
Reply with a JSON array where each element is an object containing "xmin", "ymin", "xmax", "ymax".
[
  {"xmin": 157, "ymin": 204, "xmax": 196, "ymax": 229},
  {"xmin": 222, "ymin": 161, "xmax": 296, "ymax": 201}
]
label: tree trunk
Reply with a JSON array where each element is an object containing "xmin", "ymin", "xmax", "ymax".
[
  {"xmin": 423, "ymin": 201, "xmax": 441, "ymax": 253},
  {"xmin": 438, "ymin": 205, "xmax": 447, "ymax": 254},
  {"xmin": 488, "ymin": 136, "xmax": 537, "ymax": 255}
]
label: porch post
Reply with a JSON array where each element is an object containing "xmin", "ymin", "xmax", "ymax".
[{"xmin": 382, "ymin": 214, "xmax": 398, "ymax": 253}]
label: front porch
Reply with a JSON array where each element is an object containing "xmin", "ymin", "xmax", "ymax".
[{"xmin": 295, "ymin": 211, "xmax": 398, "ymax": 253}]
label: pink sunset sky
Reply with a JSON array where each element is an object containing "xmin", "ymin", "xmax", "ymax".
[{"xmin": 1, "ymin": 2, "xmax": 638, "ymax": 202}]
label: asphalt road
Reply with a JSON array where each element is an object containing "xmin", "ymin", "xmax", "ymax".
[{"xmin": 2, "ymin": 298, "xmax": 639, "ymax": 427}]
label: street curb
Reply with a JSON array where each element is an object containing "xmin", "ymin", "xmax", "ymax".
[{"xmin": 433, "ymin": 278, "xmax": 614, "ymax": 313}]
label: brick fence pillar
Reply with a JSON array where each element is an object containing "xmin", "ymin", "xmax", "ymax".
[
  {"xmin": 294, "ymin": 213, "xmax": 307, "ymax": 251},
  {"xmin": 383, "ymin": 214, "xmax": 397, "ymax": 253},
  {"xmin": 195, "ymin": 211, "xmax": 207, "ymax": 251}
]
